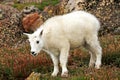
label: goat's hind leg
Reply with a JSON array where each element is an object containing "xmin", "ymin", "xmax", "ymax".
[
  {"xmin": 95, "ymin": 45, "xmax": 102, "ymax": 69},
  {"xmin": 86, "ymin": 35, "xmax": 102, "ymax": 69},
  {"xmin": 89, "ymin": 51, "xmax": 96, "ymax": 68},
  {"xmin": 84, "ymin": 43, "xmax": 96, "ymax": 68}
]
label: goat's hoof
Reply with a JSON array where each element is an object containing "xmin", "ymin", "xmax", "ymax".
[
  {"xmin": 95, "ymin": 65, "xmax": 101, "ymax": 69},
  {"xmin": 51, "ymin": 72, "xmax": 58, "ymax": 77},
  {"xmin": 89, "ymin": 63, "xmax": 95, "ymax": 68},
  {"xmin": 61, "ymin": 72, "xmax": 68, "ymax": 78}
]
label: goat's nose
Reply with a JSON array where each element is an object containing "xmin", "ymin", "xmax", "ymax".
[
  {"xmin": 31, "ymin": 51, "xmax": 35, "ymax": 55},
  {"xmin": 31, "ymin": 51, "xmax": 37, "ymax": 56}
]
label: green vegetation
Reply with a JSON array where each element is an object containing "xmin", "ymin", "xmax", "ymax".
[
  {"xmin": 0, "ymin": 35, "xmax": 120, "ymax": 80},
  {"xmin": 12, "ymin": 0, "xmax": 60, "ymax": 10}
]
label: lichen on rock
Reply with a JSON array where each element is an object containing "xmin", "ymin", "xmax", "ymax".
[{"xmin": 0, "ymin": 4, "xmax": 23, "ymax": 47}]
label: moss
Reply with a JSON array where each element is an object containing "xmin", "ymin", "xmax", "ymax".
[{"xmin": 12, "ymin": 0, "xmax": 60, "ymax": 10}]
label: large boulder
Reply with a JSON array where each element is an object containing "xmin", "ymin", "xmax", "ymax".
[
  {"xmin": 21, "ymin": 6, "xmax": 46, "ymax": 33},
  {"xmin": 0, "ymin": 4, "xmax": 23, "ymax": 47},
  {"xmin": 21, "ymin": 4, "xmax": 64, "ymax": 33},
  {"xmin": 22, "ymin": 12, "xmax": 44, "ymax": 32},
  {"xmin": 61, "ymin": 0, "xmax": 120, "ymax": 35}
]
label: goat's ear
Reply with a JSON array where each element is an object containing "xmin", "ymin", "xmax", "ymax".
[
  {"xmin": 40, "ymin": 30, "xmax": 43, "ymax": 36},
  {"xmin": 23, "ymin": 33, "xmax": 31, "ymax": 37}
]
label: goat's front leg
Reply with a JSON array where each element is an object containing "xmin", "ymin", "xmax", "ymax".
[
  {"xmin": 50, "ymin": 54, "xmax": 59, "ymax": 77},
  {"xmin": 59, "ymin": 43, "xmax": 70, "ymax": 77}
]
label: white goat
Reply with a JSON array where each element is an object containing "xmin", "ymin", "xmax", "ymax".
[{"xmin": 24, "ymin": 11, "xmax": 102, "ymax": 77}]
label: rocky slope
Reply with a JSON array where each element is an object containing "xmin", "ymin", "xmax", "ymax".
[
  {"xmin": 61, "ymin": 0, "xmax": 120, "ymax": 35},
  {"xmin": 0, "ymin": 0, "xmax": 120, "ymax": 47}
]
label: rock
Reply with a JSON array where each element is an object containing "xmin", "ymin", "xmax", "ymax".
[
  {"xmin": 21, "ymin": 3, "xmax": 64, "ymax": 33},
  {"xmin": 0, "ymin": 0, "xmax": 119, "ymax": 48},
  {"xmin": 22, "ymin": 12, "xmax": 44, "ymax": 32},
  {"xmin": 0, "ymin": 9, "xmax": 2, "ymax": 13},
  {"xmin": 22, "ymin": 5, "xmax": 40, "ymax": 15},
  {"xmin": 43, "ymin": 4, "xmax": 64, "ymax": 16},
  {"xmin": 114, "ymin": 27, "xmax": 120, "ymax": 35},
  {"xmin": 25, "ymin": 72, "xmax": 41, "ymax": 80},
  {"xmin": 5, "ymin": 1, "xmax": 14, "ymax": 6},
  {"xmin": 0, "ymin": 14, "xmax": 3, "ymax": 20},
  {"xmin": 17, "ymin": 0, "xmax": 42, "ymax": 3},
  {"xmin": 0, "ymin": 2, "xmax": 80, "ymax": 47},
  {"xmin": 0, "ymin": 21, "xmax": 2, "ymax": 27},
  {"xmin": 0, "ymin": 9, "xmax": 4, "ymax": 20},
  {"xmin": 61, "ymin": 0, "xmax": 120, "ymax": 35},
  {"xmin": 0, "ymin": 4, "xmax": 23, "ymax": 47},
  {"xmin": 16, "ymin": 0, "xmax": 21, "ymax": 3}
]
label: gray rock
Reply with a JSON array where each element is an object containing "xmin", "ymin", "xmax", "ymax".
[
  {"xmin": 0, "ymin": 4, "xmax": 23, "ymax": 47},
  {"xmin": 114, "ymin": 27, "xmax": 120, "ymax": 35},
  {"xmin": 22, "ymin": 5, "xmax": 40, "ymax": 14},
  {"xmin": 0, "ymin": 14, "xmax": 3, "ymax": 20},
  {"xmin": 0, "ymin": 9, "xmax": 4, "ymax": 20},
  {"xmin": 62, "ymin": 0, "xmax": 119, "ymax": 35},
  {"xmin": 0, "ymin": 9, "xmax": 2, "ymax": 13}
]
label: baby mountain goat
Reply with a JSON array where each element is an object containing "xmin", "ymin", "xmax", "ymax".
[{"xmin": 24, "ymin": 11, "xmax": 102, "ymax": 77}]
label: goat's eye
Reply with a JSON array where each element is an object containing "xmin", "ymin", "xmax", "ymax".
[{"xmin": 36, "ymin": 41, "xmax": 39, "ymax": 44}]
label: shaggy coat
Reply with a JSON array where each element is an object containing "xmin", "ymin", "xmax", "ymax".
[{"xmin": 24, "ymin": 11, "xmax": 102, "ymax": 77}]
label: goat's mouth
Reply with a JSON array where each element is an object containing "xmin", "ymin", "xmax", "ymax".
[
  {"xmin": 33, "ymin": 53, "xmax": 37, "ymax": 56},
  {"xmin": 31, "ymin": 52, "xmax": 38, "ymax": 56}
]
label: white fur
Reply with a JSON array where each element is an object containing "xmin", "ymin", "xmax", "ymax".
[{"xmin": 24, "ymin": 11, "xmax": 102, "ymax": 77}]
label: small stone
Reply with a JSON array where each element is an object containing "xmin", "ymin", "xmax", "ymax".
[
  {"xmin": 114, "ymin": 27, "xmax": 120, "ymax": 35},
  {"xmin": 26, "ymin": 72, "xmax": 41, "ymax": 80},
  {"xmin": 0, "ymin": 14, "xmax": 3, "ymax": 20},
  {"xmin": 0, "ymin": 9, "xmax": 3, "ymax": 20},
  {"xmin": 22, "ymin": 6, "xmax": 40, "ymax": 14},
  {"xmin": 16, "ymin": 0, "xmax": 21, "ymax": 3},
  {"xmin": 0, "ymin": 9, "xmax": 2, "ymax": 13},
  {"xmin": 23, "ymin": 9, "xmax": 31, "ymax": 14}
]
